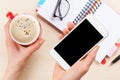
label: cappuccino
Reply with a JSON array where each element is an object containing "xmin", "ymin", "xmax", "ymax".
[{"xmin": 10, "ymin": 14, "xmax": 40, "ymax": 45}]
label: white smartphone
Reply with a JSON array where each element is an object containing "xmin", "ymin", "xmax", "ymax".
[{"xmin": 50, "ymin": 15, "xmax": 108, "ymax": 70}]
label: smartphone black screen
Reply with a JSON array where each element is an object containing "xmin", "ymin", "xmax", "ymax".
[{"xmin": 54, "ymin": 19, "xmax": 103, "ymax": 66}]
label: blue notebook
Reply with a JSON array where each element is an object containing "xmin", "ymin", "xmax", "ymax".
[{"xmin": 37, "ymin": 0, "xmax": 120, "ymax": 63}]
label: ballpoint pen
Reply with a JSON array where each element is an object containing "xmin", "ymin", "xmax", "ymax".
[{"xmin": 111, "ymin": 55, "xmax": 120, "ymax": 65}]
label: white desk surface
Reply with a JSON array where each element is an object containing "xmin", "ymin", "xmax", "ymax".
[{"xmin": 0, "ymin": 0, "xmax": 120, "ymax": 80}]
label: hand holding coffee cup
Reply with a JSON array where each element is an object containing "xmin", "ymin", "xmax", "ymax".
[
  {"xmin": 7, "ymin": 12, "xmax": 41, "ymax": 45},
  {"xmin": 3, "ymin": 12, "xmax": 44, "ymax": 80}
]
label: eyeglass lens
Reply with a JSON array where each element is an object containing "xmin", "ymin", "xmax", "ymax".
[{"xmin": 53, "ymin": 0, "xmax": 70, "ymax": 20}]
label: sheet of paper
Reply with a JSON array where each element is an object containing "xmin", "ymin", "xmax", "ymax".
[{"xmin": 94, "ymin": 3, "xmax": 120, "ymax": 62}]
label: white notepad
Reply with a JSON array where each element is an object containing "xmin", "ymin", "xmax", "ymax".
[
  {"xmin": 37, "ymin": 0, "xmax": 120, "ymax": 63},
  {"xmin": 38, "ymin": 0, "xmax": 89, "ymax": 31},
  {"xmin": 93, "ymin": 2, "xmax": 120, "ymax": 62}
]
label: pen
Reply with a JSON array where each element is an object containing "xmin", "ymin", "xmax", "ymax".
[{"xmin": 111, "ymin": 55, "xmax": 120, "ymax": 65}]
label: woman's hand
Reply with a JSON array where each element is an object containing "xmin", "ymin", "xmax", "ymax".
[
  {"xmin": 3, "ymin": 19, "xmax": 44, "ymax": 80},
  {"xmin": 53, "ymin": 22, "xmax": 99, "ymax": 80}
]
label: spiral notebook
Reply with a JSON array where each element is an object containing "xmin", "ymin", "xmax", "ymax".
[
  {"xmin": 37, "ymin": 0, "xmax": 120, "ymax": 63},
  {"xmin": 38, "ymin": 0, "xmax": 99, "ymax": 31}
]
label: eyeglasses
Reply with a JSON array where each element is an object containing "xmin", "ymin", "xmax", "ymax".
[{"xmin": 52, "ymin": 0, "xmax": 70, "ymax": 20}]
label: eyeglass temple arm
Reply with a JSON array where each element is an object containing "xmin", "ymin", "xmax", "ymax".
[
  {"xmin": 52, "ymin": 0, "xmax": 61, "ymax": 17},
  {"xmin": 58, "ymin": 0, "xmax": 63, "ymax": 20}
]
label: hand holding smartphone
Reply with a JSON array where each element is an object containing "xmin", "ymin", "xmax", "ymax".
[{"xmin": 50, "ymin": 15, "xmax": 108, "ymax": 70}]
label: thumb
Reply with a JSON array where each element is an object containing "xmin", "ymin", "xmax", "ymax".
[
  {"xmin": 63, "ymin": 46, "xmax": 99, "ymax": 80},
  {"xmin": 26, "ymin": 37, "xmax": 45, "ymax": 55}
]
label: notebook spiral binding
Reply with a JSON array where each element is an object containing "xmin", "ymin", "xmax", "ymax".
[{"xmin": 73, "ymin": 0, "xmax": 102, "ymax": 25}]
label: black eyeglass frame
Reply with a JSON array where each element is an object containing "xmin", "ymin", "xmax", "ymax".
[{"xmin": 52, "ymin": 0, "xmax": 70, "ymax": 20}]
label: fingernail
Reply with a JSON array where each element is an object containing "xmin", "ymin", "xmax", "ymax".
[
  {"xmin": 93, "ymin": 46, "xmax": 100, "ymax": 52},
  {"xmin": 58, "ymin": 33, "xmax": 64, "ymax": 40},
  {"xmin": 40, "ymin": 39, "xmax": 45, "ymax": 44}
]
